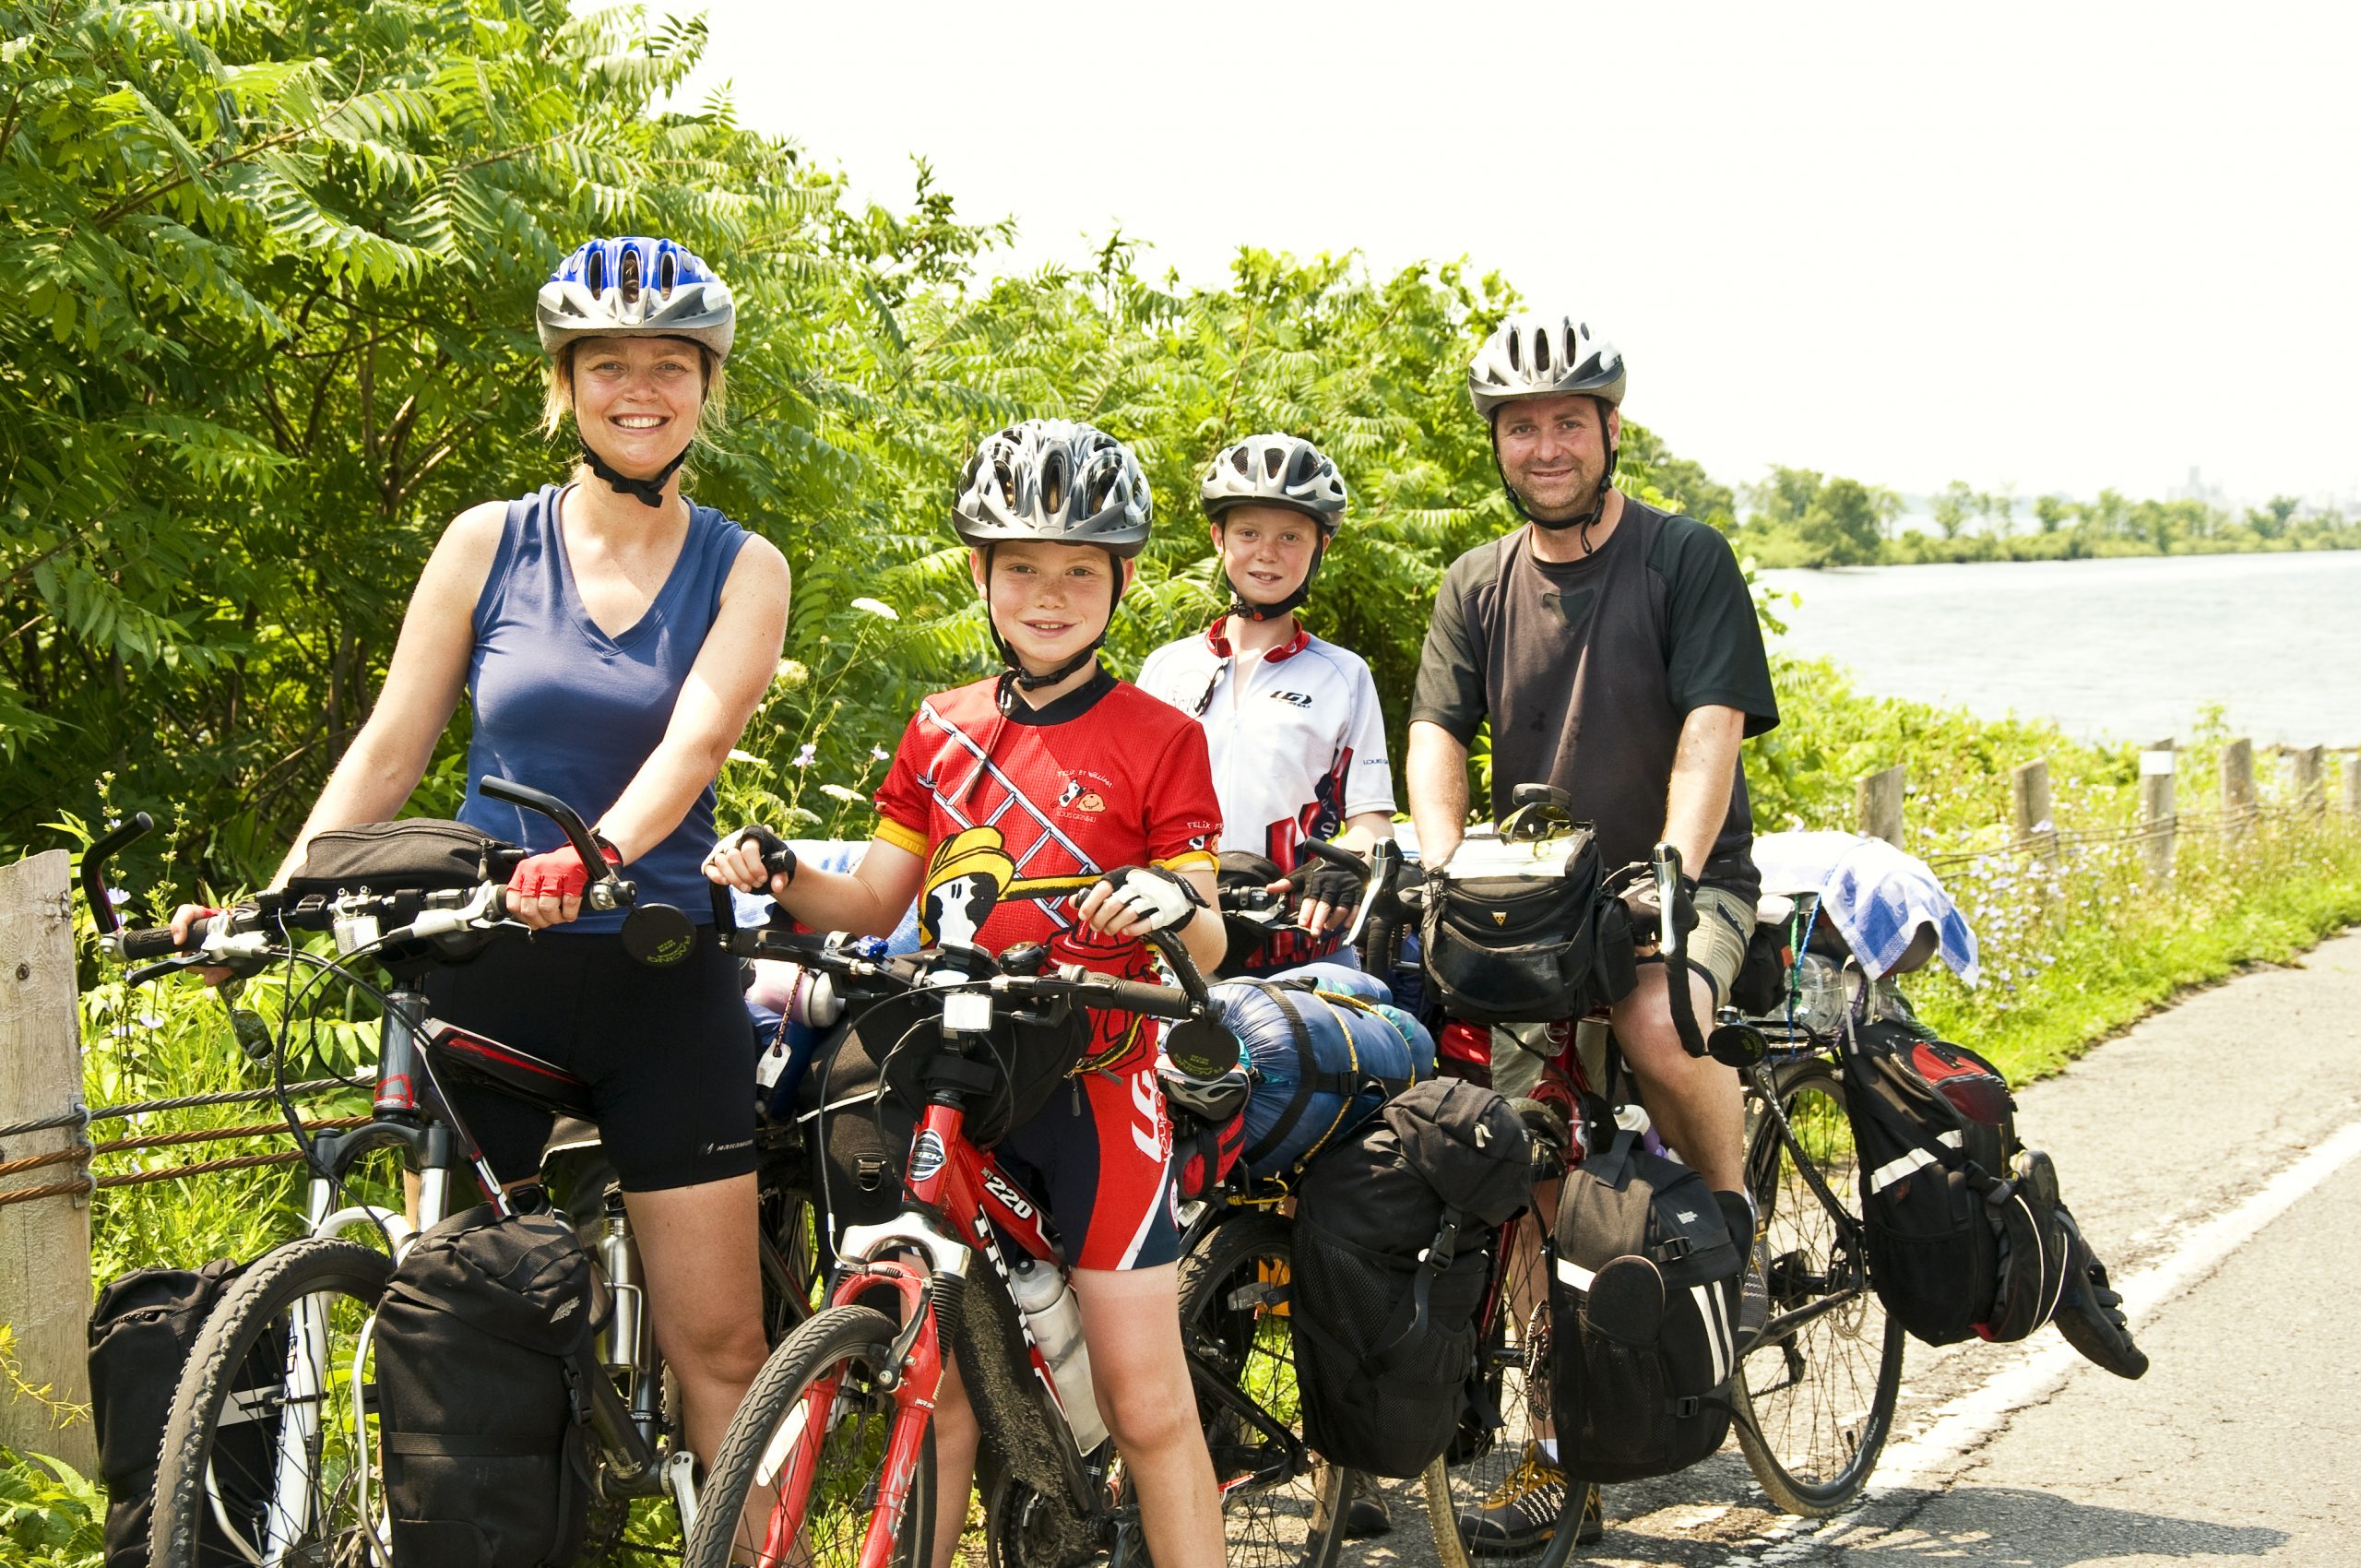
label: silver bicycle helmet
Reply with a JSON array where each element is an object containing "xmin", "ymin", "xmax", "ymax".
[
  {"xmin": 537, "ymin": 236, "xmax": 736, "ymax": 361},
  {"xmin": 954, "ymin": 419, "xmax": 1154, "ymax": 559},
  {"xmin": 955, "ymin": 420, "xmax": 1154, "ymax": 697},
  {"xmin": 1199, "ymin": 434, "xmax": 1349, "ymax": 532},
  {"xmin": 1465, "ymin": 314, "xmax": 1623, "ymax": 420},
  {"xmin": 1198, "ymin": 434, "xmax": 1348, "ymax": 623}
]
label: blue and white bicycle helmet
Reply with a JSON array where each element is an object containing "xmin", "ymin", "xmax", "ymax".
[{"xmin": 536, "ymin": 236, "xmax": 736, "ymax": 361}]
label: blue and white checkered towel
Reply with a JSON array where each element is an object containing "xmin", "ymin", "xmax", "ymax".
[{"xmin": 1751, "ymin": 830, "xmax": 1980, "ymax": 985}]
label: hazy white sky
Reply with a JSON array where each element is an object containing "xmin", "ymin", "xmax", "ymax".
[{"xmin": 660, "ymin": 1, "xmax": 2361, "ymax": 508}]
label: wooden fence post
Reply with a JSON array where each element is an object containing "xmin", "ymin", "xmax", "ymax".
[
  {"xmin": 2221, "ymin": 737, "xmax": 2255, "ymax": 839},
  {"xmin": 0, "ymin": 849, "xmax": 96, "ymax": 1473},
  {"xmin": 1856, "ymin": 765, "xmax": 1906, "ymax": 846},
  {"xmin": 2290, "ymin": 744, "xmax": 2324, "ymax": 814},
  {"xmin": 2011, "ymin": 757, "xmax": 2058, "ymax": 862},
  {"xmin": 2346, "ymin": 752, "xmax": 2361, "ymax": 818},
  {"xmin": 2140, "ymin": 741, "xmax": 2177, "ymax": 883}
]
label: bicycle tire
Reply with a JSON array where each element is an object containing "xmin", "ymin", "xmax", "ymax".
[
  {"xmin": 682, "ymin": 1303, "xmax": 935, "ymax": 1568},
  {"xmin": 1177, "ymin": 1210, "xmax": 1349, "ymax": 1568},
  {"xmin": 1423, "ymin": 1212, "xmax": 1557, "ymax": 1567},
  {"xmin": 148, "ymin": 1235, "xmax": 394, "ymax": 1568},
  {"xmin": 1732, "ymin": 1057, "xmax": 1904, "ymax": 1516}
]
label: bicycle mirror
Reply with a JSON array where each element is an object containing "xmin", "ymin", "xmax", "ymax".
[{"xmin": 621, "ymin": 902, "xmax": 696, "ymax": 968}]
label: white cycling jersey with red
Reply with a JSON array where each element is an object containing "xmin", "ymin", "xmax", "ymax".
[{"xmin": 1136, "ymin": 619, "xmax": 1395, "ymax": 872}]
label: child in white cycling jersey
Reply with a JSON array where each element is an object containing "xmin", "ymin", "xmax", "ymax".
[{"xmin": 1136, "ymin": 434, "xmax": 1396, "ymax": 974}]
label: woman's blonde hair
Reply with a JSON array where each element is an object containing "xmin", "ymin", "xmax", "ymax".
[{"xmin": 541, "ymin": 339, "xmax": 730, "ymax": 442}]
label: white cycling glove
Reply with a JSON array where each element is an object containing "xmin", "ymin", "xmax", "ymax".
[{"xmin": 1097, "ymin": 864, "xmax": 1204, "ymax": 934}]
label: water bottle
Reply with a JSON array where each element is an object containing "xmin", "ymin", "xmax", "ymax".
[
  {"xmin": 596, "ymin": 1192, "xmax": 647, "ymax": 1399},
  {"xmin": 1006, "ymin": 1257, "xmax": 1109, "ymax": 1454}
]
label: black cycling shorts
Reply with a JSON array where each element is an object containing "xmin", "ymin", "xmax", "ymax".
[{"xmin": 424, "ymin": 930, "xmax": 757, "ymax": 1192}]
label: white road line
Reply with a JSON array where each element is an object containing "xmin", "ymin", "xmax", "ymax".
[{"xmin": 1734, "ymin": 1109, "xmax": 2361, "ymax": 1563}]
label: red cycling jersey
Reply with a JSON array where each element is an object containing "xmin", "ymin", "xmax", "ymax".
[{"xmin": 871, "ymin": 666, "xmax": 1220, "ymax": 1270}]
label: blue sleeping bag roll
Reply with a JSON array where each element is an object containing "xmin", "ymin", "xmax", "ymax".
[{"xmin": 1212, "ymin": 975, "xmax": 1437, "ymax": 1179}]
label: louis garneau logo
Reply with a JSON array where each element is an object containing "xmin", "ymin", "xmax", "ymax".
[{"xmin": 1269, "ymin": 691, "xmax": 1312, "ymax": 708}]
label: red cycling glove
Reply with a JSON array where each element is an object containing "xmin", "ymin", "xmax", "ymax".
[{"xmin": 507, "ymin": 841, "xmax": 623, "ymax": 903}]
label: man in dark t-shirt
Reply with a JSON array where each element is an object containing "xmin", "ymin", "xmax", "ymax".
[{"xmin": 1407, "ymin": 317, "xmax": 1776, "ymax": 1544}]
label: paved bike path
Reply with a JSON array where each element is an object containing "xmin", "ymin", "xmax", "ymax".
[{"xmin": 1346, "ymin": 925, "xmax": 2361, "ymax": 1567}]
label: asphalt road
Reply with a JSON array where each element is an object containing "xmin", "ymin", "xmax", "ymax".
[{"xmin": 1343, "ymin": 927, "xmax": 2361, "ymax": 1568}]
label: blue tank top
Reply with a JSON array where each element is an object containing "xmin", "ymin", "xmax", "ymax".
[{"xmin": 460, "ymin": 484, "xmax": 750, "ymax": 932}]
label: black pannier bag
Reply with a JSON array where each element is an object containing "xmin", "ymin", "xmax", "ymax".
[
  {"xmin": 88, "ymin": 1260, "xmax": 282, "ymax": 1568},
  {"xmin": 803, "ymin": 985, "xmax": 1093, "ymax": 1234},
  {"xmin": 1843, "ymin": 1016, "xmax": 2070, "ymax": 1346},
  {"xmin": 375, "ymin": 1205, "xmax": 599, "ymax": 1568},
  {"xmin": 282, "ymin": 817, "xmax": 522, "ymax": 897},
  {"xmin": 1548, "ymin": 1123, "xmax": 1741, "ymax": 1481},
  {"xmin": 1419, "ymin": 827, "xmax": 1625, "ymax": 1027},
  {"xmin": 1291, "ymin": 1079, "xmax": 1536, "ymax": 1478}
]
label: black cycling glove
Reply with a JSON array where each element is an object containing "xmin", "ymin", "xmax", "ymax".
[
  {"xmin": 730, "ymin": 823, "xmax": 799, "ymax": 888},
  {"xmin": 1606, "ymin": 860, "xmax": 1698, "ymax": 947},
  {"xmin": 1294, "ymin": 857, "xmax": 1363, "ymax": 916}
]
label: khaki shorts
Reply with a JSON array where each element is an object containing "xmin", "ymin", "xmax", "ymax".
[{"xmin": 1489, "ymin": 885, "xmax": 1756, "ymax": 1099}]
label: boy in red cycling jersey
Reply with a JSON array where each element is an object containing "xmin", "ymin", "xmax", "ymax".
[{"xmin": 706, "ymin": 420, "xmax": 1228, "ymax": 1568}]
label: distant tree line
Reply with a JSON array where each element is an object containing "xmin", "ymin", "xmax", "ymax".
[{"xmin": 1722, "ymin": 470, "xmax": 2356, "ymax": 568}]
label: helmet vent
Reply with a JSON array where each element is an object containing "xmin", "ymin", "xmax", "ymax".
[
  {"xmin": 586, "ymin": 247, "xmax": 606, "ymax": 298},
  {"xmin": 993, "ymin": 458, "xmax": 1017, "ymax": 507},
  {"xmin": 1228, "ymin": 447, "xmax": 1252, "ymax": 478},
  {"xmin": 1040, "ymin": 451, "xmax": 1069, "ymax": 517},
  {"xmin": 658, "ymin": 249, "xmax": 677, "ymax": 298},
  {"xmin": 1263, "ymin": 445, "xmax": 1285, "ymax": 480},
  {"xmin": 618, "ymin": 244, "xmax": 642, "ymax": 306},
  {"xmin": 1506, "ymin": 327, "xmax": 1523, "ymax": 373},
  {"xmin": 1532, "ymin": 327, "xmax": 1551, "ymax": 372}
]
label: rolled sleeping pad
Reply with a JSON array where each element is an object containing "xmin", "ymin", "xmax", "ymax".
[{"xmin": 1211, "ymin": 976, "xmax": 1437, "ymax": 1179}]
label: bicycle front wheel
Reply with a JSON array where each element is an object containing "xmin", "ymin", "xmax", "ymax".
[
  {"xmin": 1733, "ymin": 1058, "xmax": 1904, "ymax": 1515},
  {"xmin": 149, "ymin": 1235, "xmax": 394, "ymax": 1568},
  {"xmin": 1178, "ymin": 1210, "xmax": 1349, "ymax": 1568},
  {"xmin": 684, "ymin": 1303, "xmax": 935, "ymax": 1568}
]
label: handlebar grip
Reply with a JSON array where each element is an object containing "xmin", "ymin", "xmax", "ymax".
[
  {"xmin": 119, "ymin": 924, "xmax": 191, "ymax": 960},
  {"xmin": 709, "ymin": 879, "xmax": 738, "ymax": 934},
  {"xmin": 1080, "ymin": 976, "xmax": 1196, "ymax": 1022}
]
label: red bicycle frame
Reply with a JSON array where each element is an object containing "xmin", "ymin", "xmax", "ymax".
[{"xmin": 755, "ymin": 1093, "xmax": 1077, "ymax": 1568}]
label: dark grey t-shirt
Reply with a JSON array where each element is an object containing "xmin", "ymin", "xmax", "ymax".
[{"xmin": 1407, "ymin": 500, "xmax": 1780, "ymax": 902}]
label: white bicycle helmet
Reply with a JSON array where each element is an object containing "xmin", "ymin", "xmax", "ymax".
[
  {"xmin": 537, "ymin": 236, "xmax": 736, "ymax": 362},
  {"xmin": 954, "ymin": 420, "xmax": 1154, "ymax": 558},
  {"xmin": 1198, "ymin": 434, "xmax": 1349, "ymax": 532},
  {"xmin": 1466, "ymin": 314, "xmax": 1623, "ymax": 420}
]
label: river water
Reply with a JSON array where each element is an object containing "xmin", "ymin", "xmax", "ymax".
[{"xmin": 1758, "ymin": 551, "xmax": 2361, "ymax": 747}]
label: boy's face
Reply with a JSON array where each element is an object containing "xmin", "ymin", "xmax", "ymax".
[
  {"xmin": 971, "ymin": 540, "xmax": 1132, "ymax": 673},
  {"xmin": 1212, "ymin": 505, "xmax": 1321, "ymax": 608}
]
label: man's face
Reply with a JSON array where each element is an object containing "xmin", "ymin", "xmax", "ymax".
[
  {"xmin": 1212, "ymin": 505, "xmax": 1321, "ymax": 608},
  {"xmin": 1493, "ymin": 393, "xmax": 1619, "ymax": 522},
  {"xmin": 971, "ymin": 540, "xmax": 1132, "ymax": 673}
]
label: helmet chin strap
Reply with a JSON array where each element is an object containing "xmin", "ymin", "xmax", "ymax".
[
  {"xmin": 1226, "ymin": 535, "xmax": 1327, "ymax": 622},
  {"xmin": 984, "ymin": 546, "xmax": 1123, "ymax": 712},
  {"xmin": 580, "ymin": 440, "xmax": 687, "ymax": 509},
  {"xmin": 1493, "ymin": 396, "xmax": 1619, "ymax": 552}
]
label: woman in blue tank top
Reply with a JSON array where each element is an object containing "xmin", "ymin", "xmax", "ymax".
[{"xmin": 232, "ymin": 237, "xmax": 789, "ymax": 1469}]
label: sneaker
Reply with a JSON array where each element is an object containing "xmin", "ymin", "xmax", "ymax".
[
  {"xmin": 2051, "ymin": 1207, "xmax": 2149, "ymax": 1380},
  {"xmin": 1342, "ymin": 1473, "xmax": 1392, "ymax": 1538},
  {"xmin": 1455, "ymin": 1444, "xmax": 1603, "ymax": 1554},
  {"xmin": 1714, "ymin": 1191, "xmax": 1770, "ymax": 1354}
]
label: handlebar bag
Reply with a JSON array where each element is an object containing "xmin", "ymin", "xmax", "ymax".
[
  {"xmin": 1419, "ymin": 827, "xmax": 1619, "ymax": 1027},
  {"xmin": 375, "ymin": 1205, "xmax": 598, "ymax": 1568},
  {"xmin": 802, "ymin": 986, "xmax": 1093, "ymax": 1237},
  {"xmin": 283, "ymin": 818, "xmax": 523, "ymax": 897},
  {"xmin": 1842, "ymin": 1017, "xmax": 2069, "ymax": 1346},
  {"xmin": 1212, "ymin": 973, "xmax": 1435, "ymax": 1179},
  {"xmin": 1548, "ymin": 1124, "xmax": 1740, "ymax": 1481},
  {"xmin": 88, "ymin": 1260, "xmax": 284, "ymax": 1568}
]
